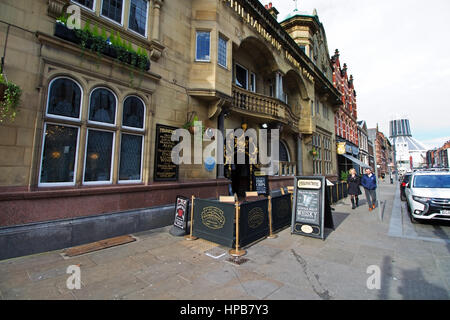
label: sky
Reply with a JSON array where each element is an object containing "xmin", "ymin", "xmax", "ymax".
[{"xmin": 260, "ymin": 0, "xmax": 450, "ymax": 150}]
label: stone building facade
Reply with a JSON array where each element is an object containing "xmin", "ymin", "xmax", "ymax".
[
  {"xmin": 0, "ymin": 0, "xmax": 340, "ymax": 258},
  {"xmin": 280, "ymin": 7, "xmax": 340, "ymax": 181}
]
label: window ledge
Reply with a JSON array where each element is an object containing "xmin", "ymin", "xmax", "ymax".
[
  {"xmin": 36, "ymin": 32, "xmax": 162, "ymax": 86},
  {"xmin": 0, "ymin": 179, "xmax": 231, "ymax": 201},
  {"xmin": 47, "ymin": 0, "xmax": 165, "ymax": 62}
]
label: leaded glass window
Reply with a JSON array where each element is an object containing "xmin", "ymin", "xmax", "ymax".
[
  {"xmin": 196, "ymin": 31, "xmax": 210, "ymax": 61},
  {"xmin": 119, "ymin": 134, "xmax": 143, "ymax": 182},
  {"xmin": 129, "ymin": 0, "xmax": 148, "ymax": 36},
  {"xmin": 40, "ymin": 124, "xmax": 79, "ymax": 185},
  {"xmin": 101, "ymin": 0, "xmax": 123, "ymax": 24},
  {"xmin": 84, "ymin": 129, "xmax": 114, "ymax": 183},
  {"xmin": 218, "ymin": 36, "xmax": 227, "ymax": 67},
  {"xmin": 47, "ymin": 78, "xmax": 82, "ymax": 119},
  {"xmin": 89, "ymin": 88, "xmax": 116, "ymax": 124},
  {"xmin": 123, "ymin": 96, "xmax": 144, "ymax": 129}
]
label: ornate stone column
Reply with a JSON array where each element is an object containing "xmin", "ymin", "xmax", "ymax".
[{"xmin": 151, "ymin": 0, "xmax": 164, "ymax": 43}]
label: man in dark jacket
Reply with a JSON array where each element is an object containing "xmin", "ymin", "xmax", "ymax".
[{"xmin": 361, "ymin": 168, "xmax": 377, "ymax": 211}]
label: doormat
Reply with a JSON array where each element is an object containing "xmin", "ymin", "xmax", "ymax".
[{"xmin": 63, "ymin": 235, "xmax": 136, "ymax": 257}]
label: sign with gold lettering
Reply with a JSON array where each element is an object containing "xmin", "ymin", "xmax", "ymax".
[{"xmin": 154, "ymin": 124, "xmax": 179, "ymax": 181}]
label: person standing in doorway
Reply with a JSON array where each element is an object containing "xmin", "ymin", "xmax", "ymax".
[
  {"xmin": 347, "ymin": 168, "xmax": 362, "ymax": 209},
  {"xmin": 361, "ymin": 168, "xmax": 377, "ymax": 211}
]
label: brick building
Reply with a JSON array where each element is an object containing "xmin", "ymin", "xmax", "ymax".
[{"xmin": 331, "ymin": 49, "xmax": 363, "ymax": 177}]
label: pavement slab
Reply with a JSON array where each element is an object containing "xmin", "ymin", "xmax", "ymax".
[{"xmin": 1, "ymin": 181, "xmax": 450, "ymax": 300}]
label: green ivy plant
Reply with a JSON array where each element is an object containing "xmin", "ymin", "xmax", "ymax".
[
  {"xmin": 54, "ymin": 17, "xmax": 151, "ymax": 85},
  {"xmin": 0, "ymin": 74, "xmax": 22, "ymax": 123},
  {"xmin": 340, "ymin": 170, "xmax": 349, "ymax": 182}
]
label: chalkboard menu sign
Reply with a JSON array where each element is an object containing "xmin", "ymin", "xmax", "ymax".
[
  {"xmin": 253, "ymin": 174, "xmax": 269, "ymax": 196},
  {"xmin": 291, "ymin": 176, "xmax": 325, "ymax": 239},
  {"xmin": 154, "ymin": 124, "xmax": 178, "ymax": 181},
  {"xmin": 173, "ymin": 196, "xmax": 189, "ymax": 230}
]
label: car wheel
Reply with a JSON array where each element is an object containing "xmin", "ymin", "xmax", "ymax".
[{"xmin": 408, "ymin": 206, "xmax": 419, "ymax": 224}]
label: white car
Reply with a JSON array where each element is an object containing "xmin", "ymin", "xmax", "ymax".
[{"xmin": 404, "ymin": 170, "xmax": 450, "ymax": 223}]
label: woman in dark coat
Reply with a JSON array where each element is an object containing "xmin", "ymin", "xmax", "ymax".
[{"xmin": 347, "ymin": 168, "xmax": 362, "ymax": 209}]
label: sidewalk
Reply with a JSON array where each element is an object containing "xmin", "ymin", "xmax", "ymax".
[{"xmin": 0, "ymin": 181, "xmax": 449, "ymax": 300}]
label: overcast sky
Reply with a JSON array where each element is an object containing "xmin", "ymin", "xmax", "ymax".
[{"xmin": 260, "ymin": 0, "xmax": 450, "ymax": 149}]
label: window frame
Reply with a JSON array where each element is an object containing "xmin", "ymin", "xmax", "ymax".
[
  {"xmin": 127, "ymin": 0, "xmax": 149, "ymax": 38},
  {"xmin": 250, "ymin": 72, "xmax": 256, "ymax": 93},
  {"xmin": 235, "ymin": 63, "xmax": 248, "ymax": 90},
  {"xmin": 100, "ymin": 0, "xmax": 125, "ymax": 26},
  {"xmin": 88, "ymin": 87, "xmax": 118, "ymax": 127},
  {"xmin": 46, "ymin": 76, "xmax": 83, "ymax": 122},
  {"xmin": 195, "ymin": 30, "xmax": 211, "ymax": 62},
  {"xmin": 70, "ymin": 0, "xmax": 96, "ymax": 12},
  {"xmin": 82, "ymin": 127, "xmax": 116, "ymax": 186},
  {"xmin": 218, "ymin": 34, "xmax": 228, "ymax": 68},
  {"xmin": 118, "ymin": 132, "xmax": 145, "ymax": 184},
  {"xmin": 122, "ymin": 95, "xmax": 146, "ymax": 132},
  {"xmin": 38, "ymin": 122, "xmax": 81, "ymax": 188}
]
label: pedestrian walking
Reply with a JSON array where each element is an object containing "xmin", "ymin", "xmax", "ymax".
[
  {"xmin": 361, "ymin": 168, "xmax": 377, "ymax": 211},
  {"xmin": 347, "ymin": 168, "xmax": 361, "ymax": 209}
]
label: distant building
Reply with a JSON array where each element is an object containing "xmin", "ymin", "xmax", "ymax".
[
  {"xmin": 368, "ymin": 126, "xmax": 389, "ymax": 178},
  {"xmin": 427, "ymin": 140, "xmax": 450, "ymax": 168},
  {"xmin": 389, "ymin": 119, "xmax": 427, "ymax": 172},
  {"xmin": 357, "ymin": 120, "xmax": 369, "ymax": 174}
]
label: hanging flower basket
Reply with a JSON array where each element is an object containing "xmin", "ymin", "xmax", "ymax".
[
  {"xmin": 0, "ymin": 74, "xmax": 22, "ymax": 123},
  {"xmin": 309, "ymin": 147, "xmax": 318, "ymax": 158}
]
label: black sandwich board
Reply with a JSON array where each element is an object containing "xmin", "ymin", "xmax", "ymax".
[{"xmin": 291, "ymin": 176, "xmax": 327, "ymax": 239}]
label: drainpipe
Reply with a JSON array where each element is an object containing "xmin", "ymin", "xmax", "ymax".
[
  {"xmin": 297, "ymin": 133, "xmax": 303, "ymax": 175},
  {"xmin": 217, "ymin": 109, "xmax": 225, "ymax": 179}
]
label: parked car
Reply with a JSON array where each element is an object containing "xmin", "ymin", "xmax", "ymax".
[
  {"xmin": 400, "ymin": 173, "xmax": 412, "ymax": 201},
  {"xmin": 404, "ymin": 171, "xmax": 450, "ymax": 223}
]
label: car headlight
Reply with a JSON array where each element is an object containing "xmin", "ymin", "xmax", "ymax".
[{"xmin": 412, "ymin": 196, "xmax": 431, "ymax": 204}]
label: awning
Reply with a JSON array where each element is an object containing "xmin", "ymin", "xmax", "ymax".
[{"xmin": 340, "ymin": 153, "xmax": 371, "ymax": 169}]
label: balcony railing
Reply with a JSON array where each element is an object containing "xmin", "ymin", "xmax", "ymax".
[{"xmin": 232, "ymin": 85, "xmax": 299, "ymax": 130}]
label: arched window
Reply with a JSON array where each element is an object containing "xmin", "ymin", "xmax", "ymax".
[
  {"xmin": 39, "ymin": 79, "xmax": 147, "ymax": 187},
  {"xmin": 119, "ymin": 96, "xmax": 146, "ymax": 183},
  {"xmin": 89, "ymin": 88, "xmax": 117, "ymax": 125},
  {"xmin": 46, "ymin": 77, "xmax": 82, "ymax": 119},
  {"xmin": 123, "ymin": 96, "xmax": 145, "ymax": 129},
  {"xmin": 40, "ymin": 77, "xmax": 83, "ymax": 186}
]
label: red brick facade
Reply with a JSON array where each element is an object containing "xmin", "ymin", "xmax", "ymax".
[{"xmin": 331, "ymin": 50, "xmax": 358, "ymax": 146}]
